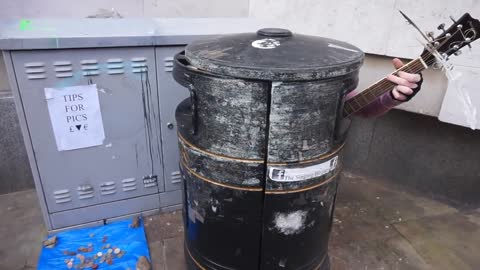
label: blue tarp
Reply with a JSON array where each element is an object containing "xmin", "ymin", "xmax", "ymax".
[{"xmin": 38, "ymin": 217, "xmax": 150, "ymax": 269}]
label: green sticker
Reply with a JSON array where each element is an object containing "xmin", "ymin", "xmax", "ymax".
[{"xmin": 19, "ymin": 19, "xmax": 32, "ymax": 31}]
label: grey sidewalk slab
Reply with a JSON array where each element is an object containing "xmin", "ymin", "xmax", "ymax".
[{"xmin": 2, "ymin": 171, "xmax": 480, "ymax": 270}]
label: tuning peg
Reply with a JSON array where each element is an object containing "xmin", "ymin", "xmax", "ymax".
[
  {"xmin": 450, "ymin": 16, "xmax": 457, "ymax": 23},
  {"xmin": 437, "ymin": 23, "xmax": 446, "ymax": 33},
  {"xmin": 426, "ymin": 31, "xmax": 435, "ymax": 40},
  {"xmin": 454, "ymin": 50, "xmax": 462, "ymax": 56}
]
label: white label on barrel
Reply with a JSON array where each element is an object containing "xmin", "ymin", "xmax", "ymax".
[
  {"xmin": 251, "ymin": 38, "xmax": 280, "ymax": 49},
  {"xmin": 268, "ymin": 156, "xmax": 338, "ymax": 182}
]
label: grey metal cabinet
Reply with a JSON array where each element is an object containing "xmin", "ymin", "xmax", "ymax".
[
  {"xmin": 156, "ymin": 46, "xmax": 190, "ymax": 193},
  {"xmin": 12, "ymin": 47, "xmax": 163, "ymax": 214},
  {"xmin": 0, "ymin": 18, "xmax": 267, "ymax": 231}
]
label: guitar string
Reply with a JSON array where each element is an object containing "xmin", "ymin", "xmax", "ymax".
[
  {"xmin": 345, "ymin": 50, "xmax": 445, "ymax": 115},
  {"xmin": 345, "ymin": 28, "xmax": 464, "ymax": 114},
  {"xmin": 364, "ymin": 55, "xmax": 439, "ymax": 101},
  {"xmin": 344, "ymin": 61, "xmax": 421, "ymax": 113},
  {"xmin": 346, "ymin": 59, "xmax": 424, "ymax": 113},
  {"xmin": 353, "ymin": 27, "xmax": 464, "ymax": 103},
  {"xmin": 368, "ymin": 59, "xmax": 424, "ymax": 100}
]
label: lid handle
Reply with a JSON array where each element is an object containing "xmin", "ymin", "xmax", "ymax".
[{"xmin": 257, "ymin": 28, "xmax": 293, "ymax": 37}]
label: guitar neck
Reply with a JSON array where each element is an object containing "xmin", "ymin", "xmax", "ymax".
[{"xmin": 343, "ymin": 57, "xmax": 428, "ymax": 117}]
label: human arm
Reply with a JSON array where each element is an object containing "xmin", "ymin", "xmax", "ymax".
[{"xmin": 348, "ymin": 58, "xmax": 423, "ymax": 117}]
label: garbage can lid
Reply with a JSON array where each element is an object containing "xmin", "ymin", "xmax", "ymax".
[{"xmin": 185, "ymin": 28, "xmax": 364, "ymax": 81}]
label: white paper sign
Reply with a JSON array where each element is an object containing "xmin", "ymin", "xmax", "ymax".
[
  {"xmin": 268, "ymin": 156, "xmax": 338, "ymax": 182},
  {"xmin": 45, "ymin": 84, "xmax": 105, "ymax": 151}
]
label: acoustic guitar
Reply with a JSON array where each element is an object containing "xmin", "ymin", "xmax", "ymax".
[{"xmin": 343, "ymin": 12, "xmax": 480, "ymax": 117}]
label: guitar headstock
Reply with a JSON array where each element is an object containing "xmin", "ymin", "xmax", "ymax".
[{"xmin": 421, "ymin": 13, "xmax": 480, "ymax": 66}]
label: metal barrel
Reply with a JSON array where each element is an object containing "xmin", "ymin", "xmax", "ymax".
[
  {"xmin": 259, "ymin": 79, "xmax": 353, "ymax": 270},
  {"xmin": 173, "ymin": 28, "xmax": 363, "ymax": 270},
  {"xmin": 175, "ymin": 67, "xmax": 268, "ymax": 269}
]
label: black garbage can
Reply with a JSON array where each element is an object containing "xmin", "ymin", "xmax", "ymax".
[{"xmin": 173, "ymin": 28, "xmax": 364, "ymax": 270}]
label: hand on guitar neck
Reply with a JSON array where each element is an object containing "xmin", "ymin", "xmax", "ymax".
[
  {"xmin": 388, "ymin": 58, "xmax": 423, "ymax": 101},
  {"xmin": 345, "ymin": 58, "xmax": 423, "ymax": 118},
  {"xmin": 343, "ymin": 12, "xmax": 480, "ymax": 118}
]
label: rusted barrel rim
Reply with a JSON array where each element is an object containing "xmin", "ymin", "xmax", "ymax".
[
  {"xmin": 178, "ymin": 132, "xmax": 345, "ymax": 166},
  {"xmin": 180, "ymin": 157, "xmax": 341, "ymax": 194},
  {"xmin": 185, "ymin": 242, "xmax": 328, "ymax": 270},
  {"xmin": 180, "ymin": 158, "xmax": 263, "ymax": 192}
]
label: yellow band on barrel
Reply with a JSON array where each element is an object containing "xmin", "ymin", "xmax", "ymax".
[
  {"xmin": 180, "ymin": 158, "xmax": 263, "ymax": 192},
  {"xmin": 178, "ymin": 132, "xmax": 345, "ymax": 166},
  {"xmin": 269, "ymin": 145, "xmax": 344, "ymax": 166},
  {"xmin": 181, "ymin": 157, "xmax": 341, "ymax": 194},
  {"xmin": 178, "ymin": 132, "xmax": 264, "ymax": 163},
  {"xmin": 185, "ymin": 244, "xmax": 207, "ymax": 270},
  {"xmin": 185, "ymin": 241, "xmax": 327, "ymax": 269}
]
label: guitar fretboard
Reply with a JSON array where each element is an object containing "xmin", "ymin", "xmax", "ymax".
[{"xmin": 343, "ymin": 57, "xmax": 427, "ymax": 117}]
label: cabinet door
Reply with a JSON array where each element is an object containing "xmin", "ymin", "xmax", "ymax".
[
  {"xmin": 156, "ymin": 46, "xmax": 189, "ymax": 191},
  {"xmin": 12, "ymin": 47, "xmax": 163, "ymax": 213}
]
